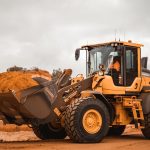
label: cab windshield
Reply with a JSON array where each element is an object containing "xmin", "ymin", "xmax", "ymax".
[{"xmin": 89, "ymin": 46, "xmax": 117, "ymax": 74}]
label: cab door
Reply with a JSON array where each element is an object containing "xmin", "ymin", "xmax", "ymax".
[{"xmin": 124, "ymin": 47, "xmax": 138, "ymax": 86}]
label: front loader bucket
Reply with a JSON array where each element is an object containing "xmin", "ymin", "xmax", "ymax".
[
  {"xmin": 0, "ymin": 79, "xmax": 65, "ymax": 125},
  {"xmin": 0, "ymin": 91, "xmax": 23, "ymax": 118},
  {"xmin": 0, "ymin": 71, "xmax": 92, "ymax": 126}
]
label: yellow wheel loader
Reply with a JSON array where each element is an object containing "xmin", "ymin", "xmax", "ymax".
[
  {"xmin": 69, "ymin": 40, "xmax": 150, "ymax": 142},
  {"xmin": 0, "ymin": 40, "xmax": 150, "ymax": 143}
]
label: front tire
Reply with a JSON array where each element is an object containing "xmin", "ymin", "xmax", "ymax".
[
  {"xmin": 65, "ymin": 98, "xmax": 110, "ymax": 143},
  {"xmin": 32, "ymin": 123, "xmax": 66, "ymax": 140}
]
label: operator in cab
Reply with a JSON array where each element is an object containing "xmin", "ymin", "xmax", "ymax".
[{"xmin": 108, "ymin": 56, "xmax": 121, "ymax": 86}]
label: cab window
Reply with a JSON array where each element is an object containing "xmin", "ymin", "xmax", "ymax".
[{"xmin": 125, "ymin": 47, "xmax": 138, "ymax": 86}]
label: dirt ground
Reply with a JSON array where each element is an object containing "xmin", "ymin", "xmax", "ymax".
[{"xmin": 0, "ymin": 126, "xmax": 150, "ymax": 150}]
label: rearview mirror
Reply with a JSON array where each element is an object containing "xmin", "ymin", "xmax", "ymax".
[
  {"xmin": 75, "ymin": 48, "xmax": 80, "ymax": 61},
  {"xmin": 141, "ymin": 57, "xmax": 148, "ymax": 69}
]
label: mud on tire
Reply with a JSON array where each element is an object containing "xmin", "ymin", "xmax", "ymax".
[{"xmin": 64, "ymin": 98, "xmax": 110, "ymax": 143}]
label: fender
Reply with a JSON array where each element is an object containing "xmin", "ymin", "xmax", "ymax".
[{"xmin": 81, "ymin": 90, "xmax": 115, "ymax": 124}]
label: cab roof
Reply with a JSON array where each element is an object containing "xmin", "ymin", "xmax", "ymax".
[{"xmin": 81, "ymin": 40, "xmax": 143, "ymax": 49}]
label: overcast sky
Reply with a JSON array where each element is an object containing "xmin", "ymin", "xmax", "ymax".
[{"xmin": 0, "ymin": 0, "xmax": 150, "ymax": 76}]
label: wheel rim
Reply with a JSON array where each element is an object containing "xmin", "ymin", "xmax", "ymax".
[{"xmin": 82, "ymin": 109, "xmax": 102, "ymax": 134}]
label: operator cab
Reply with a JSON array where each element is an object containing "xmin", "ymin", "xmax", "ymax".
[{"xmin": 75, "ymin": 41, "xmax": 143, "ymax": 86}]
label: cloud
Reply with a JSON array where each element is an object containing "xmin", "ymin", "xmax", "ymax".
[{"xmin": 0, "ymin": 0, "xmax": 149, "ymax": 75}]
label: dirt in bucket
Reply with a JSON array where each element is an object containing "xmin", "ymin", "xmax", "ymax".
[{"xmin": 0, "ymin": 69, "xmax": 51, "ymax": 93}]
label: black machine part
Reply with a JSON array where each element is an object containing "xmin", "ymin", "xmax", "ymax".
[
  {"xmin": 139, "ymin": 91, "xmax": 150, "ymax": 114},
  {"xmin": 32, "ymin": 123, "xmax": 66, "ymax": 140},
  {"xmin": 141, "ymin": 57, "xmax": 148, "ymax": 69}
]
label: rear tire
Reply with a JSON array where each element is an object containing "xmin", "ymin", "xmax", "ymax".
[
  {"xmin": 32, "ymin": 123, "xmax": 66, "ymax": 140},
  {"xmin": 65, "ymin": 98, "xmax": 110, "ymax": 143},
  {"xmin": 107, "ymin": 125, "xmax": 126, "ymax": 136},
  {"xmin": 142, "ymin": 113, "xmax": 150, "ymax": 139}
]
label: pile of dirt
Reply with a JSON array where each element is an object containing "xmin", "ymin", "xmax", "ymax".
[
  {"xmin": 0, "ymin": 124, "xmax": 31, "ymax": 132},
  {"xmin": 0, "ymin": 120, "xmax": 31, "ymax": 132},
  {"xmin": 0, "ymin": 69, "xmax": 51, "ymax": 93},
  {"xmin": 0, "ymin": 131, "xmax": 38, "ymax": 142}
]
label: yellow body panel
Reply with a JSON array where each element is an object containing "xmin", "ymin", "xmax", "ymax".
[
  {"xmin": 82, "ymin": 41, "xmax": 143, "ymax": 49},
  {"xmin": 96, "ymin": 75, "xmax": 125, "ymax": 94},
  {"xmin": 112, "ymin": 102, "xmax": 132, "ymax": 125},
  {"xmin": 141, "ymin": 76, "xmax": 150, "ymax": 88},
  {"xmin": 92, "ymin": 74, "xmax": 150, "ymax": 95},
  {"xmin": 78, "ymin": 40, "xmax": 149, "ymax": 129}
]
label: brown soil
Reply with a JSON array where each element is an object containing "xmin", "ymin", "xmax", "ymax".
[
  {"xmin": 0, "ymin": 125, "xmax": 31, "ymax": 132},
  {"xmin": 0, "ymin": 120, "xmax": 31, "ymax": 132},
  {"xmin": 0, "ymin": 70, "xmax": 51, "ymax": 93},
  {"xmin": 0, "ymin": 126, "xmax": 150, "ymax": 150}
]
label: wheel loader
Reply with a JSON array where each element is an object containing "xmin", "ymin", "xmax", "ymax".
[{"xmin": 0, "ymin": 40, "xmax": 150, "ymax": 143}]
